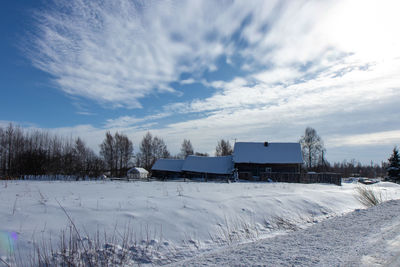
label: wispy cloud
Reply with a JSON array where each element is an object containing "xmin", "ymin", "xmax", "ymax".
[
  {"xmin": 26, "ymin": 0, "xmax": 263, "ymax": 108},
  {"xmin": 327, "ymin": 130, "xmax": 400, "ymax": 147},
  {"xmin": 26, "ymin": 0, "xmax": 400, "ymax": 107},
  {"xmin": 20, "ymin": 0, "xmax": 400, "ymax": 163},
  {"xmin": 104, "ymin": 112, "xmax": 170, "ymax": 128}
]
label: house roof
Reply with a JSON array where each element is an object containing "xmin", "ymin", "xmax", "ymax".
[
  {"xmin": 127, "ymin": 167, "xmax": 149, "ymax": 174},
  {"xmin": 151, "ymin": 159, "xmax": 185, "ymax": 172},
  {"xmin": 182, "ymin": 155, "xmax": 233, "ymax": 174},
  {"xmin": 233, "ymin": 142, "xmax": 303, "ymax": 164}
]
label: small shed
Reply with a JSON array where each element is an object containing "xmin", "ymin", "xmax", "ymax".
[{"xmin": 127, "ymin": 167, "xmax": 149, "ymax": 179}]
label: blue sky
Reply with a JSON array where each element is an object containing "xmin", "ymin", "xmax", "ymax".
[{"xmin": 1, "ymin": 0, "xmax": 400, "ymax": 164}]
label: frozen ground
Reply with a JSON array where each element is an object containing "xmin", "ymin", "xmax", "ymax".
[
  {"xmin": 0, "ymin": 180, "xmax": 399, "ymax": 265},
  {"xmin": 173, "ymin": 199, "xmax": 400, "ymax": 266}
]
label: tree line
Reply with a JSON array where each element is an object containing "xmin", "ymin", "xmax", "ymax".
[
  {"xmin": 0, "ymin": 124, "xmax": 104, "ymax": 178},
  {"xmin": 0, "ymin": 123, "xmax": 234, "ymax": 179},
  {"xmin": 0, "ymin": 123, "xmax": 395, "ymax": 179},
  {"xmin": 299, "ymin": 127, "xmax": 390, "ymax": 178}
]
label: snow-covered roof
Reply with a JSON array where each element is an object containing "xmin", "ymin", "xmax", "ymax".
[
  {"xmin": 233, "ymin": 142, "xmax": 303, "ymax": 164},
  {"xmin": 127, "ymin": 167, "xmax": 149, "ymax": 174},
  {"xmin": 151, "ymin": 159, "xmax": 185, "ymax": 172},
  {"xmin": 182, "ymin": 155, "xmax": 233, "ymax": 174}
]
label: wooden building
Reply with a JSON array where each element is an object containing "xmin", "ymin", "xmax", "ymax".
[
  {"xmin": 233, "ymin": 142, "xmax": 303, "ymax": 179},
  {"xmin": 152, "ymin": 159, "xmax": 185, "ymax": 179},
  {"xmin": 151, "ymin": 142, "xmax": 304, "ymax": 181},
  {"xmin": 181, "ymin": 155, "xmax": 233, "ymax": 180}
]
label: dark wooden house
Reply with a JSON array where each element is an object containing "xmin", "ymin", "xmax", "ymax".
[
  {"xmin": 233, "ymin": 142, "xmax": 303, "ymax": 179},
  {"xmin": 151, "ymin": 159, "xmax": 185, "ymax": 179},
  {"xmin": 181, "ymin": 155, "xmax": 233, "ymax": 179}
]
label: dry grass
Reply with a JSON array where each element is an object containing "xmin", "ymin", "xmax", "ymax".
[{"xmin": 354, "ymin": 185, "xmax": 384, "ymax": 208}]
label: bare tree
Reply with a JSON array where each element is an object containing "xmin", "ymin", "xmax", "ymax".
[
  {"xmin": 5, "ymin": 124, "xmax": 14, "ymax": 175},
  {"xmin": 100, "ymin": 132, "xmax": 115, "ymax": 176},
  {"xmin": 0, "ymin": 126, "xmax": 5, "ymax": 176},
  {"xmin": 99, "ymin": 132, "xmax": 133, "ymax": 177},
  {"xmin": 136, "ymin": 132, "xmax": 153, "ymax": 171},
  {"xmin": 180, "ymin": 139, "xmax": 194, "ymax": 159},
  {"xmin": 136, "ymin": 132, "xmax": 170, "ymax": 170},
  {"xmin": 152, "ymin": 136, "xmax": 170, "ymax": 159},
  {"xmin": 0, "ymin": 123, "xmax": 104, "ymax": 178},
  {"xmin": 74, "ymin": 137, "xmax": 88, "ymax": 176},
  {"xmin": 215, "ymin": 139, "xmax": 233, "ymax": 156},
  {"xmin": 115, "ymin": 132, "xmax": 133, "ymax": 176},
  {"xmin": 299, "ymin": 127, "xmax": 325, "ymax": 170},
  {"xmin": 195, "ymin": 152, "xmax": 209, "ymax": 157}
]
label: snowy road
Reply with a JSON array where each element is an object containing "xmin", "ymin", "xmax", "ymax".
[{"xmin": 173, "ymin": 200, "xmax": 400, "ymax": 266}]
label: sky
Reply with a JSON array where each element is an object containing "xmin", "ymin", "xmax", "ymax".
[{"xmin": 1, "ymin": 0, "xmax": 400, "ymax": 164}]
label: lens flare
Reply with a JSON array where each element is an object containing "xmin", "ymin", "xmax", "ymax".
[{"xmin": 0, "ymin": 231, "xmax": 18, "ymax": 254}]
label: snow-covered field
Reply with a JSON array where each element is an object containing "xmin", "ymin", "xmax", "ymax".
[{"xmin": 0, "ymin": 180, "xmax": 399, "ymax": 265}]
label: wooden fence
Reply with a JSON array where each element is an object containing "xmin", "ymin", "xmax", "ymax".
[{"xmin": 257, "ymin": 172, "xmax": 342, "ymax": 186}]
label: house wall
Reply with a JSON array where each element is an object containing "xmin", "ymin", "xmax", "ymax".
[
  {"xmin": 127, "ymin": 172, "xmax": 148, "ymax": 179},
  {"xmin": 182, "ymin": 171, "xmax": 231, "ymax": 180},
  {"xmin": 152, "ymin": 170, "xmax": 182, "ymax": 179},
  {"xmin": 235, "ymin": 163, "xmax": 301, "ymax": 177}
]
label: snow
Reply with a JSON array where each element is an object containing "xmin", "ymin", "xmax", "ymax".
[
  {"xmin": 0, "ymin": 180, "xmax": 399, "ymax": 265},
  {"xmin": 151, "ymin": 159, "xmax": 185, "ymax": 172},
  {"xmin": 233, "ymin": 142, "xmax": 303, "ymax": 164},
  {"xmin": 174, "ymin": 199, "xmax": 400, "ymax": 266},
  {"xmin": 182, "ymin": 155, "xmax": 233, "ymax": 174}
]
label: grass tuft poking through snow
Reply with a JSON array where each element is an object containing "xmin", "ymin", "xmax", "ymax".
[
  {"xmin": 21, "ymin": 224, "xmax": 165, "ymax": 266},
  {"xmin": 354, "ymin": 185, "xmax": 385, "ymax": 207}
]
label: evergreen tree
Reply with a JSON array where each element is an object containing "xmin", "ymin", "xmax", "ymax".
[{"xmin": 388, "ymin": 147, "xmax": 400, "ymax": 181}]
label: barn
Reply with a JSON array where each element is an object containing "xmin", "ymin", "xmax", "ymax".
[
  {"xmin": 233, "ymin": 142, "xmax": 303, "ymax": 179},
  {"xmin": 152, "ymin": 159, "xmax": 185, "ymax": 179},
  {"xmin": 127, "ymin": 167, "xmax": 149, "ymax": 179},
  {"xmin": 182, "ymin": 155, "xmax": 233, "ymax": 180},
  {"xmin": 150, "ymin": 142, "xmax": 304, "ymax": 181}
]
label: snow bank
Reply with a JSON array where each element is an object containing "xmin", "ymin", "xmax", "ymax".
[
  {"xmin": 174, "ymin": 199, "xmax": 400, "ymax": 266},
  {"xmin": 0, "ymin": 180, "xmax": 399, "ymax": 265}
]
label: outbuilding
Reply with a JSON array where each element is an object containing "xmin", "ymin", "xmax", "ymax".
[
  {"xmin": 127, "ymin": 167, "xmax": 149, "ymax": 179},
  {"xmin": 152, "ymin": 159, "xmax": 185, "ymax": 179},
  {"xmin": 182, "ymin": 155, "xmax": 233, "ymax": 180}
]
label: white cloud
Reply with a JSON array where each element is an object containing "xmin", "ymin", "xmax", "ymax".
[
  {"xmin": 19, "ymin": 0, "xmax": 400, "ymax": 163},
  {"xmin": 180, "ymin": 78, "xmax": 196, "ymax": 85},
  {"xmin": 153, "ymin": 54, "xmax": 400, "ymax": 158},
  {"xmin": 104, "ymin": 116, "xmax": 145, "ymax": 128},
  {"xmin": 26, "ymin": 0, "xmax": 262, "ymax": 108},
  {"xmin": 27, "ymin": 0, "xmax": 400, "ymax": 108},
  {"xmin": 327, "ymin": 130, "xmax": 400, "ymax": 148},
  {"xmin": 253, "ymin": 67, "xmax": 301, "ymax": 85},
  {"xmin": 104, "ymin": 112, "xmax": 170, "ymax": 128}
]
